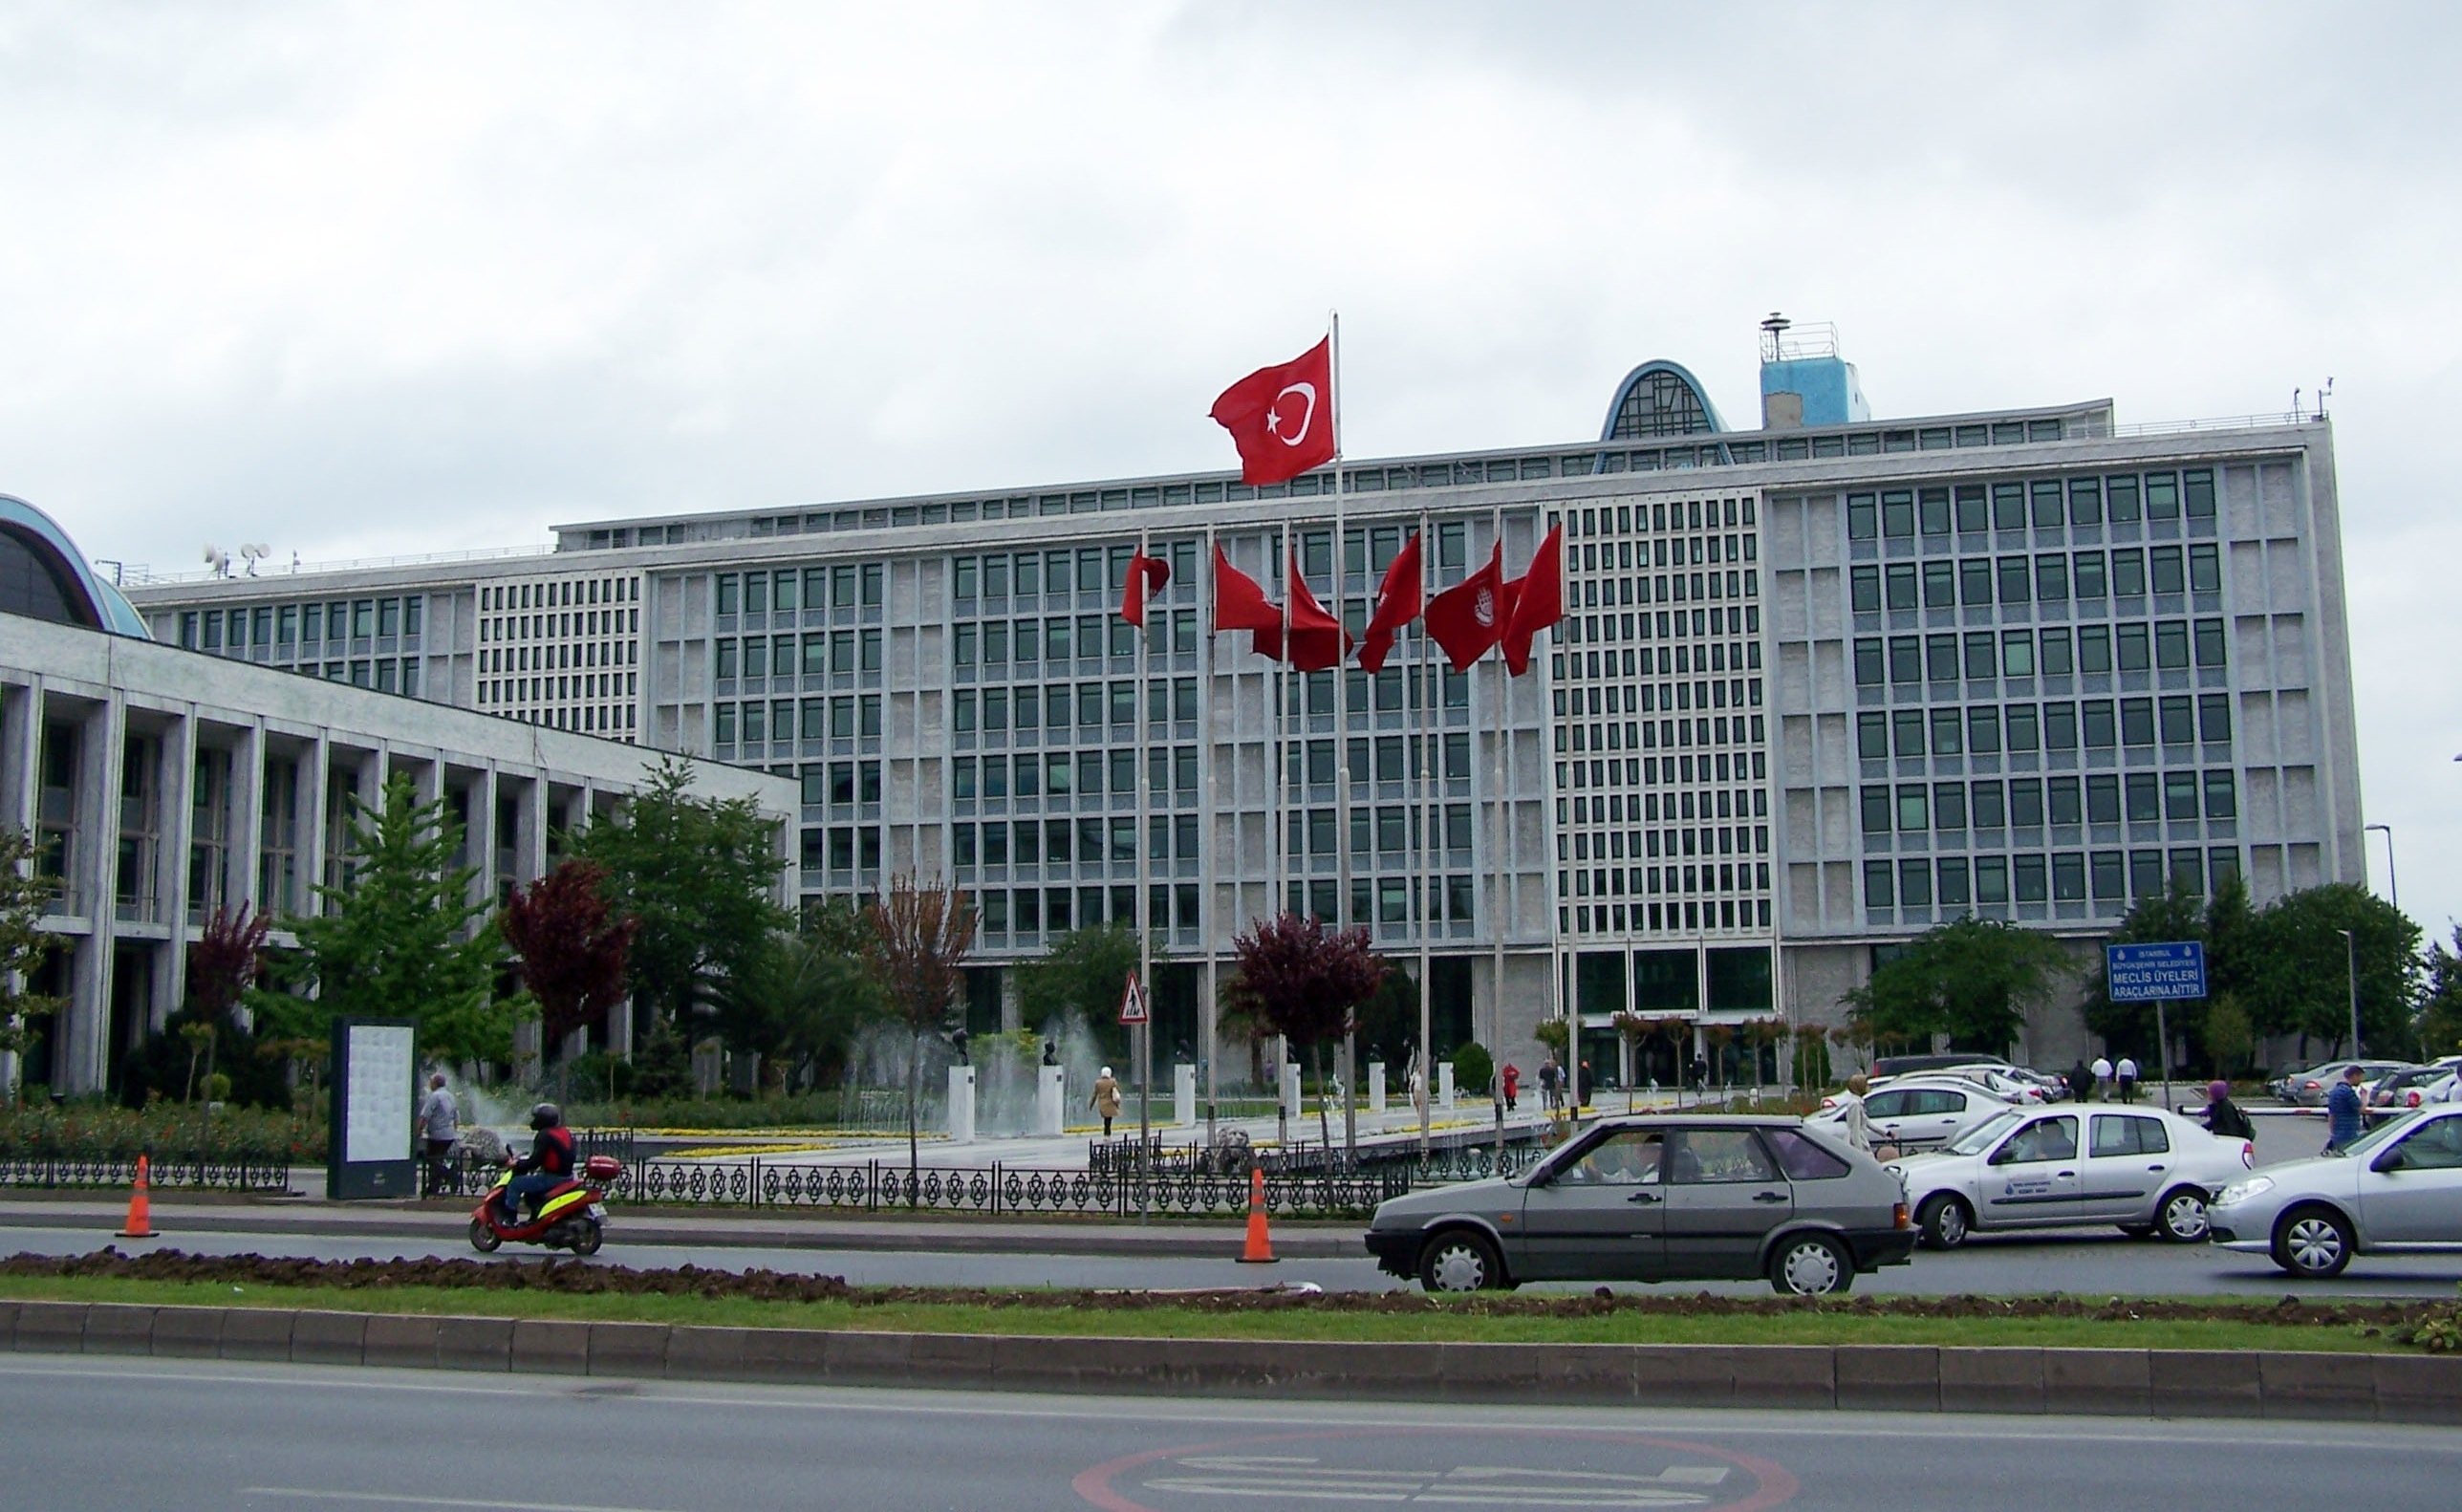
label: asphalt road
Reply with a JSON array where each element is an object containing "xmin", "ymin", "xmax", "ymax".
[
  {"xmin": 4, "ymin": 1354, "xmax": 2456, "ymax": 1512},
  {"xmin": 10, "ymin": 1219, "xmax": 2461, "ymax": 1298}
]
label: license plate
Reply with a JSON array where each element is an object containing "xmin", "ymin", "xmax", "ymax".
[{"xmin": 588, "ymin": 1203, "xmax": 608, "ymax": 1220}]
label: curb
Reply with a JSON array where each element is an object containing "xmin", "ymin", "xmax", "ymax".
[{"xmin": 4, "ymin": 1300, "xmax": 2455, "ymax": 1423}]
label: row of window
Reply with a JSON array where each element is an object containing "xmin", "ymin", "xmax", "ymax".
[
  {"xmin": 283, "ymin": 659, "xmax": 422, "ymax": 696},
  {"xmin": 798, "ymin": 825, "xmax": 882, "ymax": 872},
  {"xmin": 1860, "ymin": 771, "xmax": 2237, "ymax": 835},
  {"xmin": 713, "ymin": 695, "xmax": 884, "ymax": 744},
  {"xmin": 954, "ymin": 543, "xmax": 1190, "ymax": 602},
  {"xmin": 952, "ymin": 751, "xmax": 1199, "ymax": 803},
  {"xmin": 1564, "ymin": 860, "xmax": 1773, "ymax": 899},
  {"xmin": 1560, "ymin": 737, "xmax": 1769, "ymax": 802},
  {"xmin": 1566, "ymin": 822, "xmax": 1771, "ymax": 864},
  {"xmin": 1858, "ymin": 694, "xmax": 2232, "ymax": 760},
  {"xmin": 1867, "ymin": 846, "xmax": 2241, "ymax": 911},
  {"xmin": 1567, "ymin": 898, "xmax": 1774, "ymax": 935},
  {"xmin": 984, "ymin": 883, "xmax": 1208, "ymax": 936},
  {"xmin": 1846, "ymin": 470, "xmax": 2218, "ymax": 540},
  {"xmin": 1574, "ymin": 568, "xmax": 1760, "ymax": 611},
  {"xmin": 1287, "ymin": 804, "xmax": 1476, "ymax": 857},
  {"xmin": 1281, "ymin": 664, "xmax": 1472, "ymax": 716},
  {"xmin": 499, "ymin": 703, "xmax": 635, "ymax": 736},
  {"xmin": 955, "ymin": 680, "xmax": 1197, "ymax": 734},
  {"xmin": 716, "ymin": 629, "xmax": 884, "ymax": 680},
  {"xmin": 484, "ymin": 641, "xmax": 636, "ymax": 675},
  {"xmin": 480, "ymin": 673, "xmax": 637, "ymax": 708},
  {"xmin": 952, "ymin": 616, "xmax": 1140, "ymax": 668},
  {"xmin": 1286, "ymin": 733, "xmax": 1473, "ymax": 787},
  {"xmin": 481, "ymin": 577, "xmax": 636, "ymax": 613},
  {"xmin": 716, "ymin": 564, "xmax": 883, "ymax": 616},
  {"xmin": 482, "ymin": 607, "xmax": 637, "ymax": 643},
  {"xmin": 1851, "ymin": 544, "xmax": 2220, "ymax": 612},
  {"xmin": 1283, "ymin": 876, "xmax": 1479, "ymax": 929},
  {"xmin": 955, "ymin": 814, "xmax": 1194, "ymax": 869},
  {"xmin": 178, "ymin": 596, "xmax": 423, "ymax": 653},
  {"xmin": 797, "ymin": 761, "xmax": 882, "ymax": 809},
  {"xmin": 1854, "ymin": 619, "xmax": 2227, "ymax": 684},
  {"xmin": 1563, "ymin": 764, "xmax": 1765, "ymax": 830},
  {"xmin": 1564, "ymin": 605, "xmax": 1760, "ymax": 654},
  {"xmin": 1566, "ymin": 497, "xmax": 1759, "ymax": 539}
]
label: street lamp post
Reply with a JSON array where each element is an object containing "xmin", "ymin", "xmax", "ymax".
[
  {"xmin": 2365, "ymin": 823, "xmax": 2397, "ymax": 912},
  {"xmin": 2338, "ymin": 927, "xmax": 2362, "ymax": 1058}
]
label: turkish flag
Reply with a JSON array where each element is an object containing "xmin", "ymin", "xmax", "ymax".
[
  {"xmin": 1209, "ymin": 337, "xmax": 1336, "ymax": 486},
  {"xmin": 1252, "ymin": 550, "xmax": 1350, "ymax": 671},
  {"xmin": 1356, "ymin": 530, "xmax": 1423, "ymax": 674},
  {"xmin": 1119, "ymin": 549, "xmax": 1170, "ymax": 627},
  {"xmin": 1423, "ymin": 543, "xmax": 1508, "ymax": 672},
  {"xmin": 1500, "ymin": 524, "xmax": 1566, "ymax": 676},
  {"xmin": 1211, "ymin": 544, "xmax": 1283, "ymax": 634}
]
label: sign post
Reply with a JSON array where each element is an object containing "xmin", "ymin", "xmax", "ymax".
[
  {"xmin": 328, "ymin": 1018, "xmax": 419, "ymax": 1200},
  {"xmin": 1120, "ymin": 970, "xmax": 1150, "ymax": 1219},
  {"xmin": 2104, "ymin": 941, "xmax": 2209, "ymax": 1110}
]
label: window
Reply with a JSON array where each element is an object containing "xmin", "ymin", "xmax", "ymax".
[
  {"xmin": 2149, "ymin": 547, "xmax": 2186, "ymax": 594},
  {"xmin": 1888, "ymin": 637, "xmax": 1922, "ymax": 684},
  {"xmin": 1882, "ymin": 491, "xmax": 1914, "ymax": 538},
  {"xmin": 1922, "ymin": 560, "xmax": 1954, "ymax": 608},
  {"xmin": 1892, "ymin": 709, "xmax": 1925, "ymax": 757},
  {"xmin": 1976, "ymin": 855, "xmax": 2009, "ymax": 903},
  {"xmin": 1846, "ymin": 494, "xmax": 1877, "ymax": 539},
  {"xmin": 2198, "ymin": 693, "xmax": 2233, "ymax": 743},
  {"xmin": 2035, "ymin": 553, "xmax": 2068, "ymax": 601},
  {"xmin": 2106, "ymin": 474, "xmax": 2142, "ymax": 523},
  {"xmin": 2159, "ymin": 697, "xmax": 2195, "ymax": 745},
  {"xmin": 2091, "ymin": 851, "xmax": 2125, "ymax": 899},
  {"xmin": 2073, "ymin": 551, "xmax": 2106, "ymax": 599},
  {"xmin": 1853, "ymin": 638, "xmax": 1884, "ymax": 685},
  {"xmin": 2009, "ymin": 779, "xmax": 2044, "ymax": 827},
  {"xmin": 1919, "ymin": 488, "xmax": 1952, "ymax": 536},
  {"xmin": 1959, "ymin": 558, "xmax": 1994, "ymax": 605},
  {"xmin": 1898, "ymin": 858, "xmax": 1933, "ymax": 908},
  {"xmin": 2193, "ymin": 619, "xmax": 2227, "ymax": 668},
  {"xmin": 1992, "ymin": 482, "xmax": 2025, "ymax": 530},
  {"xmin": 2165, "ymin": 771, "xmax": 2200, "ymax": 821},
  {"xmin": 1896, "ymin": 785, "xmax": 1929, "ymax": 832},
  {"xmin": 2086, "ymin": 775, "xmax": 2120, "ymax": 824},
  {"xmin": 1964, "ymin": 632, "xmax": 1997, "ymax": 680},
  {"xmin": 2115, "ymin": 624, "xmax": 2150, "ymax": 672},
  {"xmin": 1673, "ymin": 1128, "xmax": 1781, "ymax": 1184},
  {"xmin": 1764, "ymin": 1129, "xmax": 1849, "ymax": 1180},
  {"xmin": 2081, "ymin": 700, "xmax": 2115, "ymax": 747},
  {"xmin": 2047, "ymin": 777, "xmax": 2082, "ymax": 826},
  {"xmin": 1970, "ymin": 781, "xmax": 2006, "ymax": 829},
  {"xmin": 2111, "ymin": 549, "xmax": 2147, "ymax": 596},
  {"xmin": 2011, "ymin": 702, "xmax": 2044, "ymax": 751},
  {"xmin": 1967, "ymin": 706, "xmax": 2000, "ymax": 754},
  {"xmin": 2014, "ymin": 854, "xmax": 2048, "ymax": 903},
  {"xmin": 2154, "ymin": 621, "xmax": 2190, "ymax": 670},
  {"xmin": 2126, "ymin": 772, "xmax": 2159, "ymax": 822},
  {"xmin": 1933, "ymin": 782, "xmax": 1968, "ymax": 830},
  {"xmin": 1885, "ymin": 564, "xmax": 1917, "ymax": 611},
  {"xmin": 1937, "ymin": 857, "xmax": 1971, "ymax": 906},
  {"xmin": 1954, "ymin": 485, "xmax": 1989, "ymax": 533},
  {"xmin": 1929, "ymin": 708, "xmax": 1962, "ymax": 755},
  {"xmin": 2001, "ymin": 630, "xmax": 2034, "ymax": 678},
  {"xmin": 1997, "ymin": 556, "xmax": 2031, "ymax": 604},
  {"xmin": 2077, "ymin": 625, "xmax": 2111, "ymax": 675},
  {"xmin": 2120, "ymin": 699, "xmax": 2155, "ymax": 746},
  {"xmin": 1857, "ymin": 711, "xmax": 1889, "ymax": 760},
  {"xmin": 2038, "ymin": 628, "xmax": 2073, "ymax": 677},
  {"xmin": 1927, "ymin": 633, "xmax": 1959, "ymax": 681},
  {"xmin": 2031, "ymin": 481, "xmax": 2063, "ymax": 529},
  {"xmin": 2053, "ymin": 853, "xmax": 2085, "ymax": 900},
  {"xmin": 2189, "ymin": 544, "xmax": 2221, "ymax": 594},
  {"xmin": 2091, "ymin": 1114, "xmax": 2170, "ymax": 1157},
  {"xmin": 1861, "ymin": 786, "xmax": 1892, "ymax": 834}
]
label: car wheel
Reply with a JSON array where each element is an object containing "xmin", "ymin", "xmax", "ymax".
[
  {"xmin": 2155, "ymin": 1186, "xmax": 2211, "ymax": 1243},
  {"xmin": 1417, "ymin": 1231, "xmax": 1505, "ymax": 1293},
  {"xmin": 1916, "ymin": 1194, "xmax": 1971, "ymax": 1250},
  {"xmin": 467, "ymin": 1218, "xmax": 502, "ymax": 1254},
  {"xmin": 1769, "ymin": 1233, "xmax": 1854, "ymax": 1297},
  {"xmin": 2271, "ymin": 1205, "xmax": 2355, "ymax": 1279}
]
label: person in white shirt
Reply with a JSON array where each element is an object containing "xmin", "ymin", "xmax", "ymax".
[
  {"xmin": 2116, "ymin": 1056, "xmax": 2141, "ymax": 1104},
  {"xmin": 1836, "ymin": 1073, "xmax": 1876, "ymax": 1153},
  {"xmin": 2090, "ymin": 1056, "xmax": 2114, "ymax": 1102},
  {"xmin": 417, "ymin": 1073, "xmax": 459, "ymax": 1196}
]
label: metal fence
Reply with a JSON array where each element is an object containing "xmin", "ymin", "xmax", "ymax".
[
  {"xmin": 609, "ymin": 1158, "xmax": 1405, "ymax": 1219},
  {"xmin": 1088, "ymin": 1132, "xmax": 1548, "ymax": 1185},
  {"xmin": 0, "ymin": 1152, "xmax": 292, "ymax": 1193}
]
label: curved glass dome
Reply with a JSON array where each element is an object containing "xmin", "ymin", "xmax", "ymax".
[
  {"xmin": 0, "ymin": 494, "xmax": 154, "ymax": 638},
  {"xmin": 1598, "ymin": 359, "xmax": 1728, "ymax": 442}
]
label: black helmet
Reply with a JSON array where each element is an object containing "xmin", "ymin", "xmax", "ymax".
[{"xmin": 529, "ymin": 1102, "xmax": 563, "ymax": 1131}]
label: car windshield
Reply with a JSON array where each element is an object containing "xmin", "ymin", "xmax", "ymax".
[
  {"xmin": 1945, "ymin": 1109, "xmax": 2024, "ymax": 1156},
  {"xmin": 2330, "ymin": 1110, "xmax": 2420, "ymax": 1158}
]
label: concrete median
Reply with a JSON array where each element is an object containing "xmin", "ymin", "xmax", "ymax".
[{"xmin": 5, "ymin": 1299, "xmax": 2459, "ymax": 1423}]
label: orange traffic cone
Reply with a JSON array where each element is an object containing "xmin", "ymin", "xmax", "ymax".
[
  {"xmin": 1235, "ymin": 1165, "xmax": 1277, "ymax": 1264},
  {"xmin": 117, "ymin": 1154, "xmax": 156, "ymax": 1239}
]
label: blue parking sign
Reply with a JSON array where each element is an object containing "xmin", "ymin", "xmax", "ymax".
[{"xmin": 2105, "ymin": 940, "xmax": 2208, "ymax": 1003}]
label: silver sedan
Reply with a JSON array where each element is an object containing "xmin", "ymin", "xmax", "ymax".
[{"xmin": 2210, "ymin": 1105, "xmax": 2462, "ymax": 1278}]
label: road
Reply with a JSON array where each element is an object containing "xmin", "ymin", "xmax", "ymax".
[
  {"xmin": 9, "ymin": 1219, "xmax": 2461, "ymax": 1297},
  {"xmin": 2, "ymin": 1353, "xmax": 2455, "ymax": 1511}
]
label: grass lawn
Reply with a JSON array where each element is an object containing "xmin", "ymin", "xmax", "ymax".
[{"xmin": 0, "ymin": 1274, "xmax": 2425, "ymax": 1353}]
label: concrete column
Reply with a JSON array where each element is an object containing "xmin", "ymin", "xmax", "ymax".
[
  {"xmin": 1438, "ymin": 1061, "xmax": 1456, "ymax": 1111},
  {"xmin": 1173, "ymin": 1062, "xmax": 1196, "ymax": 1127},
  {"xmin": 295, "ymin": 732, "xmax": 331, "ymax": 920},
  {"xmin": 1035, "ymin": 1063, "xmax": 1065, "ymax": 1136},
  {"xmin": 227, "ymin": 721, "xmax": 264, "ymax": 917},
  {"xmin": 1279, "ymin": 1062, "xmax": 1302, "ymax": 1123},
  {"xmin": 62, "ymin": 698, "xmax": 119, "ymax": 1091},
  {"xmin": 1368, "ymin": 1060, "xmax": 1387, "ymax": 1116}
]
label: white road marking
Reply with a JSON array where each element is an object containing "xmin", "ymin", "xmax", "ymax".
[{"xmin": 242, "ymin": 1492, "xmax": 691, "ymax": 1512}]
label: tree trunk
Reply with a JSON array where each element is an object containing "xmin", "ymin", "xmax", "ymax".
[
  {"xmin": 1313, "ymin": 1041, "xmax": 1332, "ymax": 1161},
  {"xmin": 906, "ymin": 1029, "xmax": 920, "ymax": 1204}
]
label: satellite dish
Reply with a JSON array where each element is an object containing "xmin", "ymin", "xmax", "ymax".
[{"xmin": 202, "ymin": 546, "xmax": 230, "ymax": 576}]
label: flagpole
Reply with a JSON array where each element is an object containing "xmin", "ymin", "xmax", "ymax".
[
  {"xmin": 1134, "ymin": 527, "xmax": 1153, "ymax": 1219},
  {"xmin": 1489, "ymin": 508, "xmax": 1509, "ymax": 1163},
  {"xmin": 1275, "ymin": 516, "xmax": 1291, "ymax": 1154},
  {"xmin": 1329, "ymin": 311, "xmax": 1356, "ymax": 1169},
  {"xmin": 1200, "ymin": 526, "xmax": 1220, "ymax": 1158},
  {"xmin": 1415, "ymin": 508, "xmax": 1434, "ymax": 1162}
]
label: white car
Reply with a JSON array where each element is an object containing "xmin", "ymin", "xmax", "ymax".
[
  {"xmin": 1892, "ymin": 1104, "xmax": 2255, "ymax": 1249},
  {"xmin": 2209, "ymin": 1106, "xmax": 2462, "ymax": 1278},
  {"xmin": 1813, "ymin": 1077, "xmax": 2020, "ymax": 1152}
]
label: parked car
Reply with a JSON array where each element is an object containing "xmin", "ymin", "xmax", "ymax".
[
  {"xmin": 1870, "ymin": 1051, "xmax": 2013, "ymax": 1080},
  {"xmin": 2210, "ymin": 1106, "xmax": 2462, "ymax": 1278},
  {"xmin": 1363, "ymin": 1114, "xmax": 1915, "ymax": 1297},
  {"xmin": 2277, "ymin": 1061, "xmax": 2416, "ymax": 1107},
  {"xmin": 1813, "ymin": 1077, "xmax": 2020, "ymax": 1151},
  {"xmin": 1891, "ymin": 1104, "xmax": 2255, "ymax": 1249},
  {"xmin": 2369, "ymin": 1061, "xmax": 2462, "ymax": 1110}
]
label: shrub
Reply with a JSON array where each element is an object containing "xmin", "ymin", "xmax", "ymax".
[{"xmin": 1451, "ymin": 1041, "xmax": 1493, "ymax": 1097}]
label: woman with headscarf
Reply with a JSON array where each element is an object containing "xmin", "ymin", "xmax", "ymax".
[
  {"xmin": 2201, "ymin": 1079, "xmax": 2255, "ymax": 1142},
  {"xmin": 1091, "ymin": 1067, "xmax": 1122, "ymax": 1137}
]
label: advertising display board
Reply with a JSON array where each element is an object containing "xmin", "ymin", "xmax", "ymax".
[{"xmin": 328, "ymin": 1018, "xmax": 419, "ymax": 1200}]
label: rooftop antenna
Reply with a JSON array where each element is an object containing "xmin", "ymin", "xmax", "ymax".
[
  {"xmin": 239, "ymin": 543, "xmax": 270, "ymax": 577},
  {"xmin": 2320, "ymin": 377, "xmax": 2334, "ymax": 419},
  {"xmin": 1760, "ymin": 311, "xmax": 1791, "ymax": 363},
  {"xmin": 202, "ymin": 544, "xmax": 230, "ymax": 578}
]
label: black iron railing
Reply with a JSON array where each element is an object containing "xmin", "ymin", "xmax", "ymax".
[
  {"xmin": 0, "ymin": 1152, "xmax": 292, "ymax": 1193},
  {"xmin": 601, "ymin": 1158, "xmax": 1406, "ymax": 1219}
]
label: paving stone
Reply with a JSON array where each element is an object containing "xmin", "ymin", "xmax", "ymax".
[
  {"xmin": 1940, "ymin": 1348, "xmax": 2044, "ymax": 1415},
  {"xmin": 148, "ymin": 1306, "xmax": 226, "ymax": 1359},
  {"xmin": 588, "ymin": 1322, "xmax": 671, "ymax": 1379},
  {"xmin": 437, "ymin": 1316, "xmax": 513, "ymax": 1372},
  {"xmin": 2258, "ymin": 1351, "xmax": 2376, "ymax": 1421},
  {"xmin": 2042, "ymin": 1349, "xmax": 2150, "ymax": 1415},
  {"xmin": 81, "ymin": 1304, "xmax": 155, "ymax": 1356},
  {"xmin": 1836, "ymin": 1345, "xmax": 1940, "ymax": 1412},
  {"xmin": 508, "ymin": 1318, "xmax": 590, "ymax": 1375}
]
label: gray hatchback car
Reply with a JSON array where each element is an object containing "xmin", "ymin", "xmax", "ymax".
[{"xmin": 1365, "ymin": 1114, "xmax": 1915, "ymax": 1296}]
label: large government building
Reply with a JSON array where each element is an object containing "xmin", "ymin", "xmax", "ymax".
[{"xmin": 118, "ymin": 323, "xmax": 2362, "ymax": 1083}]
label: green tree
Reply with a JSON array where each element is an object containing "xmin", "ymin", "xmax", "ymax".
[
  {"xmin": 2202, "ymin": 992, "xmax": 2257, "ymax": 1078},
  {"xmin": 1840, "ymin": 917, "xmax": 2074, "ymax": 1054},
  {"xmin": 714, "ymin": 903, "xmax": 883, "ymax": 1091},
  {"xmin": 2242, "ymin": 882, "xmax": 2419, "ymax": 1057},
  {"xmin": 278, "ymin": 774, "xmax": 520, "ymax": 1068},
  {"xmin": 1016, "ymin": 922, "xmax": 1142, "ymax": 1057},
  {"xmin": 572, "ymin": 757, "xmax": 789, "ymax": 1047},
  {"xmin": 2417, "ymin": 926, "xmax": 2462, "ymax": 1062},
  {"xmin": 2082, "ymin": 880, "xmax": 2209, "ymax": 1057},
  {"xmin": 0, "ymin": 828, "xmax": 63, "ymax": 1102}
]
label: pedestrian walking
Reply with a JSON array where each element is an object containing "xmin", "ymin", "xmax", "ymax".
[
  {"xmin": 2201, "ymin": 1079, "xmax": 2256, "ymax": 1142},
  {"xmin": 2067, "ymin": 1059, "xmax": 2096, "ymax": 1103},
  {"xmin": 2116, "ymin": 1056, "xmax": 2140, "ymax": 1104},
  {"xmin": 417, "ymin": 1072, "xmax": 458, "ymax": 1197},
  {"xmin": 1538, "ymin": 1056, "xmax": 1562, "ymax": 1115},
  {"xmin": 1836, "ymin": 1072, "xmax": 1875, "ymax": 1154},
  {"xmin": 2090, "ymin": 1056, "xmax": 2113, "ymax": 1102},
  {"xmin": 1091, "ymin": 1067, "xmax": 1122, "ymax": 1138},
  {"xmin": 2324, "ymin": 1064, "xmax": 2367, "ymax": 1154},
  {"xmin": 1691, "ymin": 1053, "xmax": 1709, "ymax": 1103},
  {"xmin": 1501, "ymin": 1062, "xmax": 1521, "ymax": 1113}
]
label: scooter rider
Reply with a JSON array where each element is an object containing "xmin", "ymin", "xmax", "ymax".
[{"xmin": 498, "ymin": 1103, "xmax": 576, "ymax": 1229}]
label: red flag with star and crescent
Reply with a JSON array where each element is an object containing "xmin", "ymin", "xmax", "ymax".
[
  {"xmin": 1424, "ymin": 543, "xmax": 1511, "ymax": 672},
  {"xmin": 1209, "ymin": 336, "xmax": 1336, "ymax": 486},
  {"xmin": 1356, "ymin": 530, "xmax": 1423, "ymax": 674},
  {"xmin": 1118, "ymin": 549, "xmax": 1170, "ymax": 627}
]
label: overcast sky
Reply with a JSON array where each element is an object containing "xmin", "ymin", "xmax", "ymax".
[{"xmin": 5, "ymin": 3, "xmax": 2456, "ymax": 939}]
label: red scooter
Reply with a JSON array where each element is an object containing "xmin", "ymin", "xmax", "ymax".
[{"xmin": 468, "ymin": 1155, "xmax": 623, "ymax": 1255}]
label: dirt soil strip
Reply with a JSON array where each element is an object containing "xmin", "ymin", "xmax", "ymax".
[{"xmin": 3, "ymin": 1247, "xmax": 2452, "ymax": 1334}]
